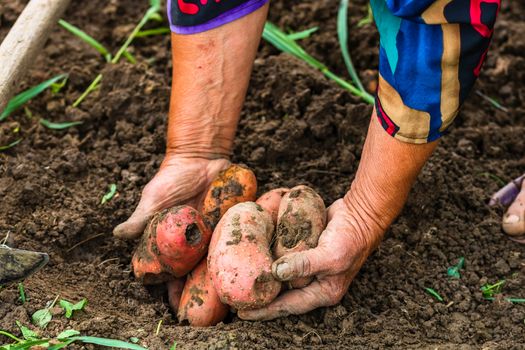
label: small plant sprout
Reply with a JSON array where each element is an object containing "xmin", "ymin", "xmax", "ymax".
[
  {"xmin": 18, "ymin": 283, "xmax": 26, "ymax": 304},
  {"xmin": 263, "ymin": 22, "xmax": 374, "ymax": 104},
  {"xmin": 0, "ymin": 74, "xmax": 67, "ymax": 122},
  {"xmin": 480, "ymin": 279, "xmax": 505, "ymax": 299},
  {"xmin": 31, "ymin": 294, "xmax": 60, "ymax": 329},
  {"xmin": 73, "ymin": 0, "xmax": 163, "ymax": 107},
  {"xmin": 58, "ymin": 19, "xmax": 135, "ymax": 64},
  {"xmin": 447, "ymin": 256, "xmax": 465, "ymax": 279},
  {"xmin": 101, "ymin": 184, "xmax": 118, "ymax": 205},
  {"xmin": 39, "ymin": 118, "xmax": 83, "ymax": 130},
  {"xmin": 59, "ymin": 298, "xmax": 87, "ymax": 318},
  {"xmin": 155, "ymin": 319, "xmax": 163, "ymax": 336},
  {"xmin": 0, "ymin": 325, "xmax": 148, "ymax": 350},
  {"xmin": 424, "ymin": 287, "xmax": 444, "ymax": 302},
  {"xmin": 170, "ymin": 340, "xmax": 178, "ymax": 350}
]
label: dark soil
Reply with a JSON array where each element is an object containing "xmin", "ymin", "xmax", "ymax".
[{"xmin": 1, "ymin": 0, "xmax": 525, "ymax": 349}]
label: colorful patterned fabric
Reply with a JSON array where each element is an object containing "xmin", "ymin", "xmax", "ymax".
[
  {"xmin": 167, "ymin": 0, "xmax": 268, "ymax": 34},
  {"xmin": 372, "ymin": 0, "xmax": 500, "ymax": 143},
  {"xmin": 167, "ymin": 0, "xmax": 500, "ymax": 144}
]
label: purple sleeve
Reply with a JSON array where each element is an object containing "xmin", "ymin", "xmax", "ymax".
[{"xmin": 168, "ymin": 0, "xmax": 268, "ymax": 35}]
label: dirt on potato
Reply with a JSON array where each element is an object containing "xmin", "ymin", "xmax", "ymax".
[{"xmin": 1, "ymin": 0, "xmax": 525, "ymax": 349}]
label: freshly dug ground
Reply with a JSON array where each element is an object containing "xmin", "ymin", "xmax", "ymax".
[{"xmin": 1, "ymin": 0, "xmax": 524, "ymax": 348}]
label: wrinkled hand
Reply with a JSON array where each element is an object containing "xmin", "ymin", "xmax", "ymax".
[
  {"xmin": 113, "ymin": 155, "xmax": 230, "ymax": 239},
  {"xmin": 239, "ymin": 199, "xmax": 379, "ymax": 321}
]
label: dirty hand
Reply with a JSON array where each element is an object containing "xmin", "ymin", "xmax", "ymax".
[
  {"xmin": 113, "ymin": 155, "xmax": 230, "ymax": 239},
  {"xmin": 239, "ymin": 197, "xmax": 383, "ymax": 321}
]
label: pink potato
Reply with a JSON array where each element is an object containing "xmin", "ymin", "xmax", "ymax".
[
  {"xmin": 273, "ymin": 185, "xmax": 326, "ymax": 288},
  {"xmin": 208, "ymin": 202, "xmax": 281, "ymax": 310},
  {"xmin": 132, "ymin": 206, "xmax": 212, "ymax": 284},
  {"xmin": 255, "ymin": 188, "xmax": 290, "ymax": 224},
  {"xmin": 177, "ymin": 258, "xmax": 229, "ymax": 327},
  {"xmin": 167, "ymin": 278, "xmax": 186, "ymax": 313}
]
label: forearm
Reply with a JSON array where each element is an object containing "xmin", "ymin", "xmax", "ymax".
[
  {"xmin": 166, "ymin": 4, "xmax": 269, "ymax": 159},
  {"xmin": 343, "ymin": 110, "xmax": 438, "ymax": 253}
]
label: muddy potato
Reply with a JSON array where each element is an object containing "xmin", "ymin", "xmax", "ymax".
[
  {"xmin": 274, "ymin": 185, "xmax": 326, "ymax": 288},
  {"xmin": 201, "ymin": 164, "xmax": 257, "ymax": 229},
  {"xmin": 255, "ymin": 188, "xmax": 289, "ymax": 224},
  {"xmin": 132, "ymin": 206, "xmax": 212, "ymax": 283},
  {"xmin": 177, "ymin": 258, "xmax": 229, "ymax": 327},
  {"xmin": 208, "ymin": 202, "xmax": 281, "ymax": 310}
]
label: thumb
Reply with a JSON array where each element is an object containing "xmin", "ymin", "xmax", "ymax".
[
  {"xmin": 113, "ymin": 205, "xmax": 152, "ymax": 239},
  {"xmin": 271, "ymin": 245, "xmax": 331, "ymax": 282}
]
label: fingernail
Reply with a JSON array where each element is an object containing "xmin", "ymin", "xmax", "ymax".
[
  {"xmin": 276, "ymin": 262, "xmax": 290, "ymax": 279},
  {"xmin": 504, "ymin": 214, "xmax": 520, "ymax": 224}
]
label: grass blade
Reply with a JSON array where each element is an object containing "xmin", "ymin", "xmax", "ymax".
[
  {"xmin": 287, "ymin": 27, "xmax": 318, "ymax": 41},
  {"xmin": 357, "ymin": 5, "xmax": 373, "ymax": 27},
  {"xmin": 1, "ymin": 75, "xmax": 67, "ymax": 121},
  {"xmin": 263, "ymin": 22, "xmax": 373, "ymax": 104},
  {"xmin": 475, "ymin": 90, "xmax": 509, "ymax": 112},
  {"xmin": 69, "ymin": 336, "xmax": 148, "ymax": 350},
  {"xmin": 136, "ymin": 27, "xmax": 171, "ymax": 37},
  {"xmin": 337, "ymin": 0, "xmax": 368, "ymax": 94},
  {"xmin": 0, "ymin": 139, "xmax": 22, "ymax": 151},
  {"xmin": 40, "ymin": 119, "xmax": 83, "ymax": 130},
  {"xmin": 59, "ymin": 20, "xmax": 112, "ymax": 62},
  {"xmin": 424, "ymin": 287, "xmax": 444, "ymax": 302}
]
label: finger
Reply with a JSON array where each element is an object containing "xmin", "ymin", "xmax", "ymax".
[
  {"xmin": 113, "ymin": 204, "xmax": 153, "ymax": 239},
  {"xmin": 502, "ymin": 180, "xmax": 525, "ymax": 239},
  {"xmin": 272, "ymin": 246, "xmax": 331, "ymax": 282},
  {"xmin": 238, "ymin": 279, "xmax": 336, "ymax": 321},
  {"xmin": 272, "ymin": 200, "xmax": 354, "ymax": 281}
]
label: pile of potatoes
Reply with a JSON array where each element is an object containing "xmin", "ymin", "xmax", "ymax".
[{"xmin": 131, "ymin": 164, "xmax": 326, "ymax": 327}]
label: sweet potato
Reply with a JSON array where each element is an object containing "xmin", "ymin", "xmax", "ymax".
[
  {"xmin": 273, "ymin": 185, "xmax": 326, "ymax": 288},
  {"xmin": 132, "ymin": 206, "xmax": 211, "ymax": 284},
  {"xmin": 208, "ymin": 202, "xmax": 281, "ymax": 310},
  {"xmin": 255, "ymin": 188, "xmax": 289, "ymax": 224},
  {"xmin": 167, "ymin": 278, "xmax": 186, "ymax": 313},
  {"xmin": 201, "ymin": 164, "xmax": 257, "ymax": 229},
  {"xmin": 177, "ymin": 258, "xmax": 229, "ymax": 326}
]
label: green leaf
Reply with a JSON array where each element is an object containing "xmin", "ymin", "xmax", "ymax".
[
  {"xmin": 15, "ymin": 321, "xmax": 38, "ymax": 340},
  {"xmin": 50, "ymin": 76, "xmax": 69, "ymax": 94},
  {"xmin": 31, "ymin": 308, "xmax": 52, "ymax": 329},
  {"xmin": 170, "ymin": 341, "xmax": 177, "ymax": 350},
  {"xmin": 101, "ymin": 184, "xmax": 117, "ymax": 204},
  {"xmin": 0, "ymin": 139, "xmax": 22, "ymax": 151},
  {"xmin": 18, "ymin": 283, "xmax": 26, "ymax": 304},
  {"xmin": 39, "ymin": 119, "xmax": 83, "ymax": 130},
  {"xmin": 59, "ymin": 298, "xmax": 87, "ymax": 318},
  {"xmin": 57, "ymin": 329, "xmax": 80, "ymax": 339},
  {"xmin": 68, "ymin": 336, "xmax": 148, "ymax": 350},
  {"xmin": 0, "ymin": 74, "xmax": 67, "ymax": 121},
  {"xmin": 59, "ymin": 20, "xmax": 112, "ymax": 62},
  {"xmin": 357, "ymin": 4, "xmax": 374, "ymax": 27},
  {"xmin": 337, "ymin": 0, "xmax": 367, "ymax": 93},
  {"xmin": 287, "ymin": 27, "xmax": 318, "ymax": 41},
  {"xmin": 481, "ymin": 280, "xmax": 505, "ymax": 298},
  {"xmin": 262, "ymin": 22, "xmax": 373, "ymax": 105},
  {"xmin": 446, "ymin": 256, "xmax": 465, "ymax": 279},
  {"xmin": 48, "ymin": 340, "xmax": 74, "ymax": 350},
  {"xmin": 149, "ymin": 0, "xmax": 161, "ymax": 9},
  {"xmin": 424, "ymin": 287, "xmax": 444, "ymax": 302}
]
